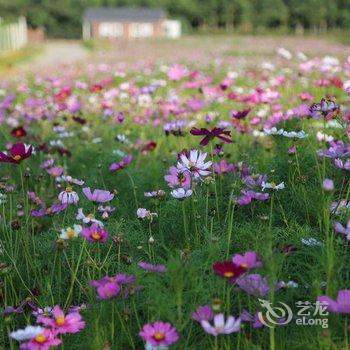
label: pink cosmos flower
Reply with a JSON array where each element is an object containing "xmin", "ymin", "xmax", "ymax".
[
  {"xmin": 164, "ymin": 166, "xmax": 191, "ymax": 189},
  {"xmin": 201, "ymin": 313, "xmax": 241, "ymax": 336},
  {"xmin": 317, "ymin": 290, "xmax": 350, "ymax": 314},
  {"xmin": 19, "ymin": 328, "xmax": 61, "ymax": 350},
  {"xmin": 37, "ymin": 305, "xmax": 85, "ymax": 334},
  {"xmin": 47, "ymin": 167, "xmax": 64, "ymax": 177},
  {"xmin": 109, "ymin": 155, "xmax": 133, "ymax": 172},
  {"xmin": 82, "ymin": 187, "xmax": 114, "ymax": 203},
  {"xmin": 214, "ymin": 160, "xmax": 236, "ymax": 174},
  {"xmin": 232, "ymin": 251, "xmax": 262, "ymax": 270},
  {"xmin": 81, "ymin": 223, "xmax": 108, "ymax": 243},
  {"xmin": 167, "ymin": 64, "xmax": 187, "ymax": 80},
  {"xmin": 138, "ymin": 261, "xmax": 167, "ymax": 273},
  {"xmin": 139, "ymin": 321, "xmax": 179, "ymax": 347}
]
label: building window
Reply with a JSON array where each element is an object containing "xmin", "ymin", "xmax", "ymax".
[
  {"xmin": 129, "ymin": 23, "xmax": 153, "ymax": 38},
  {"xmin": 99, "ymin": 23, "xmax": 123, "ymax": 38}
]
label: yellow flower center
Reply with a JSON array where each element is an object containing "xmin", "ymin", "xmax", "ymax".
[
  {"xmin": 13, "ymin": 155, "xmax": 21, "ymax": 161},
  {"xmin": 56, "ymin": 316, "xmax": 65, "ymax": 326},
  {"xmin": 87, "ymin": 213, "xmax": 95, "ymax": 219},
  {"xmin": 66, "ymin": 228, "xmax": 76, "ymax": 239},
  {"xmin": 153, "ymin": 332, "xmax": 165, "ymax": 341},
  {"xmin": 91, "ymin": 232, "xmax": 101, "ymax": 241},
  {"xmin": 224, "ymin": 271, "xmax": 234, "ymax": 278},
  {"xmin": 35, "ymin": 334, "xmax": 47, "ymax": 344},
  {"xmin": 65, "ymin": 186, "xmax": 73, "ymax": 193}
]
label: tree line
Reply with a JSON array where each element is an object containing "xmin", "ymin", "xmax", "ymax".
[{"xmin": 0, "ymin": 0, "xmax": 349, "ymax": 38}]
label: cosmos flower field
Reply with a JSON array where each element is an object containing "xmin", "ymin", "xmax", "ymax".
[{"xmin": 0, "ymin": 44, "xmax": 350, "ymax": 349}]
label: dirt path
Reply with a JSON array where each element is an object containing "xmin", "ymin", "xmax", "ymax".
[{"xmin": 20, "ymin": 40, "xmax": 89, "ymax": 72}]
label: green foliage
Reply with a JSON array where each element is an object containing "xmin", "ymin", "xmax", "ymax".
[{"xmin": 0, "ymin": 0, "xmax": 350, "ymax": 38}]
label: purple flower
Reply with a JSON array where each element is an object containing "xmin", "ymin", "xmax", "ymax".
[
  {"xmin": 138, "ymin": 261, "xmax": 167, "ymax": 273},
  {"xmin": 109, "ymin": 155, "xmax": 133, "ymax": 172},
  {"xmin": 58, "ymin": 187, "xmax": 79, "ymax": 205},
  {"xmin": 190, "ymin": 127, "xmax": 232, "ymax": 146},
  {"xmin": 317, "ymin": 290, "xmax": 350, "ymax": 314},
  {"xmin": 82, "ymin": 187, "xmax": 114, "ymax": 203},
  {"xmin": 322, "ymin": 179, "xmax": 334, "ymax": 191},
  {"xmin": 335, "ymin": 158, "xmax": 350, "ymax": 171},
  {"xmin": 241, "ymin": 309, "xmax": 285, "ymax": 328},
  {"xmin": 309, "ymin": 98, "xmax": 340, "ymax": 119},
  {"xmin": 231, "ymin": 109, "xmax": 250, "ymax": 119},
  {"xmin": 192, "ymin": 305, "xmax": 214, "ymax": 322},
  {"xmin": 317, "ymin": 141, "xmax": 350, "ymax": 159},
  {"xmin": 334, "ymin": 220, "xmax": 350, "ymax": 240},
  {"xmin": 232, "ymin": 251, "xmax": 262, "ymax": 270},
  {"xmin": 236, "ymin": 274, "xmax": 270, "ymax": 297},
  {"xmin": 237, "ymin": 190, "xmax": 269, "ymax": 206}
]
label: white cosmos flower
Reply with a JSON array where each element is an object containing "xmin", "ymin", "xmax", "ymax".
[
  {"xmin": 262, "ymin": 182, "xmax": 285, "ymax": 191},
  {"xmin": 200, "ymin": 314, "xmax": 241, "ymax": 336},
  {"xmin": 136, "ymin": 208, "xmax": 158, "ymax": 220},
  {"xmin": 76, "ymin": 208, "xmax": 104, "ymax": 227},
  {"xmin": 171, "ymin": 188, "xmax": 193, "ymax": 199},
  {"xmin": 10, "ymin": 325, "xmax": 44, "ymax": 341},
  {"xmin": 177, "ymin": 150, "xmax": 212, "ymax": 178},
  {"xmin": 60, "ymin": 224, "xmax": 82, "ymax": 240},
  {"xmin": 58, "ymin": 187, "xmax": 79, "ymax": 204}
]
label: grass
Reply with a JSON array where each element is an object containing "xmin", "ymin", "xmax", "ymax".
[
  {"xmin": 0, "ymin": 44, "xmax": 349, "ymax": 350},
  {"xmin": 0, "ymin": 45, "xmax": 41, "ymax": 73}
]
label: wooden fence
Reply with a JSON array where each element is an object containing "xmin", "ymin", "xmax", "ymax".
[{"xmin": 0, "ymin": 17, "xmax": 28, "ymax": 52}]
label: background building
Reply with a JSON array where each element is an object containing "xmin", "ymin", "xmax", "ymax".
[{"xmin": 82, "ymin": 7, "xmax": 181, "ymax": 40}]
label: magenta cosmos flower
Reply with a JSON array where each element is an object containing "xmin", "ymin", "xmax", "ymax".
[
  {"xmin": 317, "ymin": 290, "xmax": 350, "ymax": 314},
  {"xmin": 164, "ymin": 166, "xmax": 191, "ymax": 189},
  {"xmin": 37, "ymin": 305, "xmax": 85, "ymax": 334},
  {"xmin": 139, "ymin": 321, "xmax": 179, "ymax": 348},
  {"xmin": 81, "ymin": 223, "xmax": 108, "ymax": 243},
  {"xmin": 18, "ymin": 328, "xmax": 61, "ymax": 350},
  {"xmin": 0, "ymin": 143, "xmax": 32, "ymax": 164},
  {"xmin": 232, "ymin": 251, "xmax": 262, "ymax": 270},
  {"xmin": 190, "ymin": 127, "xmax": 232, "ymax": 146},
  {"xmin": 91, "ymin": 273, "xmax": 136, "ymax": 299},
  {"xmin": 82, "ymin": 187, "xmax": 114, "ymax": 203}
]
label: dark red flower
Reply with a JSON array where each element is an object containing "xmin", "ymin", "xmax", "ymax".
[
  {"xmin": 213, "ymin": 261, "xmax": 246, "ymax": 282},
  {"xmin": 54, "ymin": 86, "xmax": 71, "ymax": 102},
  {"xmin": 231, "ymin": 109, "xmax": 251, "ymax": 120},
  {"xmin": 11, "ymin": 126, "xmax": 27, "ymax": 138},
  {"xmin": 90, "ymin": 84, "xmax": 103, "ymax": 93},
  {"xmin": 141, "ymin": 141, "xmax": 157, "ymax": 153},
  {"xmin": 190, "ymin": 127, "xmax": 232, "ymax": 146},
  {"xmin": 0, "ymin": 143, "xmax": 32, "ymax": 164},
  {"xmin": 72, "ymin": 116, "xmax": 87, "ymax": 125}
]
